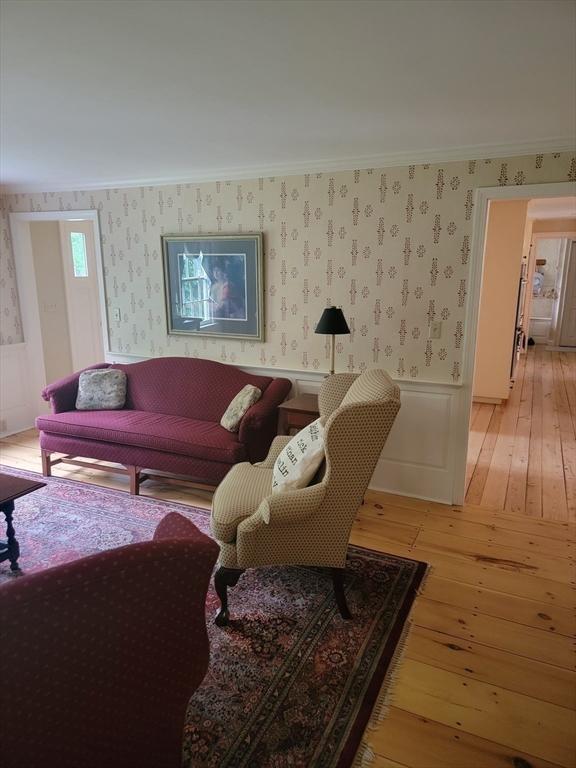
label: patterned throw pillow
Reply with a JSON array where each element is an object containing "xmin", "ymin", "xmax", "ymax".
[
  {"xmin": 75, "ymin": 369, "xmax": 127, "ymax": 410},
  {"xmin": 220, "ymin": 385, "xmax": 262, "ymax": 432},
  {"xmin": 272, "ymin": 418, "xmax": 325, "ymax": 494}
]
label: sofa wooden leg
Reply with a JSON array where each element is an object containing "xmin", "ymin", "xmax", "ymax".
[
  {"xmin": 41, "ymin": 450, "xmax": 52, "ymax": 478},
  {"xmin": 214, "ymin": 567, "xmax": 244, "ymax": 627},
  {"xmin": 331, "ymin": 568, "xmax": 352, "ymax": 620},
  {"xmin": 128, "ymin": 466, "xmax": 140, "ymax": 495}
]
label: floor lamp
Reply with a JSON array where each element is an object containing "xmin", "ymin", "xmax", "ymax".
[{"xmin": 315, "ymin": 306, "xmax": 350, "ymax": 375}]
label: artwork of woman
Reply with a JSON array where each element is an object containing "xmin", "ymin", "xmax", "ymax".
[{"xmin": 209, "ymin": 262, "xmax": 246, "ymax": 319}]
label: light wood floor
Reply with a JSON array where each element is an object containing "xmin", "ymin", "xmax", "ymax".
[
  {"xmin": 1, "ymin": 430, "xmax": 575, "ymax": 768},
  {"xmin": 466, "ymin": 346, "xmax": 576, "ymax": 522}
]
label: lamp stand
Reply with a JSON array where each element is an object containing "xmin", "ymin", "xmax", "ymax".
[{"xmin": 330, "ymin": 334, "xmax": 335, "ymax": 376}]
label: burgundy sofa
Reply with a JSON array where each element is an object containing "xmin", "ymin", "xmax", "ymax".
[
  {"xmin": 37, "ymin": 357, "xmax": 291, "ymax": 493},
  {"xmin": 0, "ymin": 512, "xmax": 219, "ymax": 768}
]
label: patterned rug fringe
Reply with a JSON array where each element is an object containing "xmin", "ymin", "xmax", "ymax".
[
  {"xmin": 366, "ymin": 562, "xmax": 431, "ymax": 729},
  {"xmin": 352, "ymin": 563, "xmax": 431, "ymax": 767}
]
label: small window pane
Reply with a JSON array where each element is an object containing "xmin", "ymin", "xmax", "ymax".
[{"xmin": 70, "ymin": 232, "xmax": 88, "ymax": 277}]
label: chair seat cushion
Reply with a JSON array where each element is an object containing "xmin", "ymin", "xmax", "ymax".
[
  {"xmin": 36, "ymin": 410, "xmax": 247, "ymax": 464},
  {"xmin": 211, "ymin": 462, "xmax": 273, "ymax": 543}
]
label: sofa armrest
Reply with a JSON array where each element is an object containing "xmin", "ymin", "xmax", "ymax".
[
  {"xmin": 41, "ymin": 363, "xmax": 110, "ymax": 413},
  {"xmin": 238, "ymin": 377, "xmax": 292, "ymax": 462},
  {"xmin": 254, "ymin": 435, "xmax": 291, "ymax": 468}
]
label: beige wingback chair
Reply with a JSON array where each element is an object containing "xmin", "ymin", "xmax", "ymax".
[{"xmin": 210, "ymin": 369, "xmax": 401, "ymax": 625}]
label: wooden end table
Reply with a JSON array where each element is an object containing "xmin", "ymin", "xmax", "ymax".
[
  {"xmin": 277, "ymin": 393, "xmax": 320, "ymax": 435},
  {"xmin": 0, "ymin": 473, "xmax": 45, "ymax": 572}
]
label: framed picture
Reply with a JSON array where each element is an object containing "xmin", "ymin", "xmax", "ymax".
[{"xmin": 162, "ymin": 233, "xmax": 264, "ymax": 341}]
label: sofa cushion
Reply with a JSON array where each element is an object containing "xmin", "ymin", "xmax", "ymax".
[
  {"xmin": 110, "ymin": 357, "xmax": 273, "ymax": 422},
  {"xmin": 36, "ymin": 410, "xmax": 247, "ymax": 464}
]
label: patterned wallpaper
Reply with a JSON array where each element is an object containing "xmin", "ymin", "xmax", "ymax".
[
  {"xmin": 0, "ymin": 201, "xmax": 23, "ymax": 344},
  {"xmin": 1, "ymin": 151, "xmax": 574, "ymax": 382}
]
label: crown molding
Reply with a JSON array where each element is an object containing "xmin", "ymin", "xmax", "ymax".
[{"xmin": 1, "ymin": 137, "xmax": 574, "ymax": 195}]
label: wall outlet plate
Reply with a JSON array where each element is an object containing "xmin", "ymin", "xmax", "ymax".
[{"xmin": 430, "ymin": 321, "xmax": 442, "ymax": 339}]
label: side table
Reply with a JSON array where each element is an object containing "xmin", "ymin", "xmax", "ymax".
[
  {"xmin": 277, "ymin": 393, "xmax": 319, "ymax": 435},
  {"xmin": 0, "ymin": 473, "xmax": 45, "ymax": 571}
]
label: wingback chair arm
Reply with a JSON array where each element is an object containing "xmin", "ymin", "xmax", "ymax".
[
  {"xmin": 235, "ymin": 484, "xmax": 326, "ymax": 567},
  {"xmin": 254, "ymin": 435, "xmax": 291, "ymax": 468},
  {"xmin": 255, "ymin": 482, "xmax": 326, "ymax": 525},
  {"xmin": 41, "ymin": 362, "xmax": 110, "ymax": 413}
]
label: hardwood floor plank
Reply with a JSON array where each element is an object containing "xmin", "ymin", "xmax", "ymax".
[
  {"xmin": 410, "ymin": 598, "xmax": 576, "ymax": 670},
  {"xmin": 480, "ymin": 354, "xmax": 525, "ymax": 510},
  {"xmin": 369, "ymin": 707, "xmax": 566, "ymax": 768},
  {"xmin": 406, "ymin": 626, "xmax": 576, "ymax": 709},
  {"xmin": 553, "ymin": 354, "xmax": 576, "ymax": 521},
  {"xmin": 541, "ymin": 349, "xmax": 569, "ymax": 521},
  {"xmin": 505, "ymin": 414, "xmax": 530, "ymax": 516},
  {"xmin": 393, "ymin": 659, "xmax": 576, "ymax": 766},
  {"xmin": 466, "ymin": 404, "xmax": 494, "ymax": 491},
  {"xmin": 466, "ymin": 405, "xmax": 504, "ymax": 506},
  {"xmin": 526, "ymin": 345, "xmax": 545, "ymax": 517},
  {"xmin": 422, "ymin": 575, "xmax": 576, "ymax": 637},
  {"xmin": 416, "ymin": 513, "xmax": 575, "ymax": 558},
  {"xmin": 560, "ymin": 352, "xmax": 576, "ymax": 435},
  {"xmin": 415, "ymin": 528, "xmax": 575, "ymax": 584}
]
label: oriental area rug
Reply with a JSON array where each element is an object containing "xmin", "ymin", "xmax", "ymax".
[{"xmin": 0, "ymin": 466, "xmax": 427, "ymax": 768}]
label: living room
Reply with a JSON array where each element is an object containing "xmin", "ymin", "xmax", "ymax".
[{"xmin": 0, "ymin": 1, "xmax": 575, "ymax": 767}]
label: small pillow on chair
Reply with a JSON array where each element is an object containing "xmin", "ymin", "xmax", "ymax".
[
  {"xmin": 220, "ymin": 385, "xmax": 262, "ymax": 432},
  {"xmin": 272, "ymin": 418, "xmax": 325, "ymax": 493},
  {"xmin": 76, "ymin": 369, "xmax": 127, "ymax": 410}
]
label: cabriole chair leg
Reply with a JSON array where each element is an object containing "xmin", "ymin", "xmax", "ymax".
[
  {"xmin": 214, "ymin": 567, "xmax": 244, "ymax": 626},
  {"xmin": 331, "ymin": 568, "xmax": 352, "ymax": 620}
]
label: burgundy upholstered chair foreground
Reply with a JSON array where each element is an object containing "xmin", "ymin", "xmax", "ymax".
[{"xmin": 0, "ymin": 512, "xmax": 219, "ymax": 768}]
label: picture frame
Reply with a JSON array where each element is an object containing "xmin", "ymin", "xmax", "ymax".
[{"xmin": 161, "ymin": 233, "xmax": 264, "ymax": 341}]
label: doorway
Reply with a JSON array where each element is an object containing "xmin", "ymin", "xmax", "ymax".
[
  {"xmin": 9, "ymin": 210, "xmax": 107, "ymax": 416},
  {"xmin": 59, "ymin": 219, "xmax": 105, "ymax": 371},
  {"xmin": 462, "ymin": 193, "xmax": 575, "ymax": 518}
]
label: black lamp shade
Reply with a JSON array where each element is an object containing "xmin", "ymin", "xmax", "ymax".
[{"xmin": 315, "ymin": 306, "xmax": 350, "ymax": 335}]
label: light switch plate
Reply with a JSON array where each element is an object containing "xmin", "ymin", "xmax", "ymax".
[{"xmin": 113, "ymin": 307, "xmax": 121, "ymax": 322}]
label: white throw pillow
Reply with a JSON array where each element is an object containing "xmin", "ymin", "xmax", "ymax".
[
  {"xmin": 220, "ymin": 384, "xmax": 262, "ymax": 432},
  {"xmin": 272, "ymin": 418, "xmax": 325, "ymax": 493}
]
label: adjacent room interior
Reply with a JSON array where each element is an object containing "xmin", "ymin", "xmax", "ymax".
[
  {"xmin": 467, "ymin": 196, "xmax": 576, "ymax": 517},
  {"xmin": 0, "ymin": 2, "xmax": 574, "ymax": 768}
]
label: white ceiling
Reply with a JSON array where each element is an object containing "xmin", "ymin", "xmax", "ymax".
[
  {"xmin": 528, "ymin": 196, "xmax": 576, "ymax": 219},
  {"xmin": 1, "ymin": 0, "xmax": 575, "ymax": 192}
]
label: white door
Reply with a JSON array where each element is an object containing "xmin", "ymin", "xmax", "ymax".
[
  {"xmin": 60, "ymin": 220, "xmax": 105, "ymax": 369},
  {"xmin": 559, "ymin": 241, "xmax": 576, "ymax": 347}
]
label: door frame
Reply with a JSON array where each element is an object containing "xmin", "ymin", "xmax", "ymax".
[
  {"xmin": 452, "ymin": 180, "xmax": 576, "ymax": 505},
  {"xmin": 553, "ymin": 236, "xmax": 576, "ymax": 347},
  {"xmin": 9, "ymin": 210, "xmax": 107, "ymax": 415}
]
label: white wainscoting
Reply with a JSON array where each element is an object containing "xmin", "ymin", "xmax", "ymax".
[
  {"xmin": 0, "ymin": 343, "xmax": 37, "ymax": 437},
  {"xmin": 107, "ymin": 352, "xmax": 461, "ymax": 504}
]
